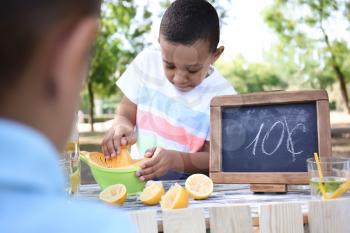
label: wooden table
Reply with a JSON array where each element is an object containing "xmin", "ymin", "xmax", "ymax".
[{"xmin": 78, "ymin": 180, "xmax": 312, "ymax": 231}]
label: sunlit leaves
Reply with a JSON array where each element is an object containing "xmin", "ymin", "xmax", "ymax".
[{"xmin": 262, "ymin": 0, "xmax": 350, "ymax": 91}]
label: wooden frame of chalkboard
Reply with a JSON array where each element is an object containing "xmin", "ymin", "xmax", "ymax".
[{"xmin": 210, "ymin": 90, "xmax": 331, "ymax": 192}]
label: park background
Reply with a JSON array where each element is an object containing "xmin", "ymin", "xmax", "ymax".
[{"xmin": 77, "ymin": 0, "xmax": 350, "ymax": 183}]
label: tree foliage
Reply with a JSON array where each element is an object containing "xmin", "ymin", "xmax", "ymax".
[
  {"xmin": 263, "ymin": 0, "xmax": 350, "ymax": 112},
  {"xmin": 84, "ymin": 0, "xmax": 152, "ymax": 130},
  {"xmin": 89, "ymin": 1, "xmax": 152, "ymax": 97},
  {"xmin": 159, "ymin": 0, "xmax": 231, "ymax": 23},
  {"xmin": 217, "ymin": 56, "xmax": 288, "ymax": 93}
]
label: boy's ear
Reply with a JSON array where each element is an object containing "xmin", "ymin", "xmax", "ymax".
[
  {"xmin": 49, "ymin": 18, "xmax": 99, "ymax": 99},
  {"xmin": 211, "ymin": 46, "xmax": 224, "ymax": 64},
  {"xmin": 54, "ymin": 17, "xmax": 99, "ymax": 78}
]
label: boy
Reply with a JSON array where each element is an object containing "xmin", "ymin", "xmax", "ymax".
[
  {"xmin": 0, "ymin": 1, "xmax": 135, "ymax": 233},
  {"xmin": 102, "ymin": 0, "xmax": 235, "ymax": 181}
]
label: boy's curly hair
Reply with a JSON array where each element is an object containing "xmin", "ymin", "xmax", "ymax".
[{"xmin": 160, "ymin": 0, "xmax": 220, "ymax": 52}]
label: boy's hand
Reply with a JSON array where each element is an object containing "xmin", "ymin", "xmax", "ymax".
[
  {"xmin": 136, "ymin": 147, "xmax": 178, "ymax": 181},
  {"xmin": 101, "ymin": 124, "xmax": 136, "ymax": 158}
]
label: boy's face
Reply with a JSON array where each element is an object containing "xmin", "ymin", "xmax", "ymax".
[{"xmin": 159, "ymin": 35, "xmax": 222, "ymax": 92}]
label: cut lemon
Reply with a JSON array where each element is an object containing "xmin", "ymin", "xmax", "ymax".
[
  {"xmin": 99, "ymin": 184, "xmax": 127, "ymax": 205},
  {"xmin": 140, "ymin": 182, "xmax": 165, "ymax": 205},
  {"xmin": 160, "ymin": 183, "xmax": 189, "ymax": 209},
  {"xmin": 185, "ymin": 174, "xmax": 213, "ymax": 200},
  {"xmin": 85, "ymin": 150, "xmax": 146, "ymax": 169}
]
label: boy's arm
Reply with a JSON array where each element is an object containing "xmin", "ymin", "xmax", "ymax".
[
  {"xmin": 115, "ymin": 95, "xmax": 137, "ymax": 126},
  {"xmin": 173, "ymin": 141, "xmax": 209, "ymax": 174},
  {"xmin": 102, "ymin": 96, "xmax": 137, "ymax": 157},
  {"xmin": 137, "ymin": 141, "xmax": 210, "ymax": 181}
]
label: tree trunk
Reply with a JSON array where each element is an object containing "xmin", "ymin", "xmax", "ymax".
[
  {"xmin": 87, "ymin": 77, "xmax": 95, "ymax": 132},
  {"xmin": 332, "ymin": 63, "xmax": 350, "ymax": 113}
]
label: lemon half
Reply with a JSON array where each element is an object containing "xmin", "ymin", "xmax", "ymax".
[
  {"xmin": 185, "ymin": 174, "xmax": 213, "ymax": 200},
  {"xmin": 140, "ymin": 182, "xmax": 165, "ymax": 205},
  {"xmin": 99, "ymin": 184, "xmax": 127, "ymax": 205},
  {"xmin": 160, "ymin": 183, "xmax": 189, "ymax": 209}
]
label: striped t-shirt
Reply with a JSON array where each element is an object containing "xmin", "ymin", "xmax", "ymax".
[{"xmin": 117, "ymin": 49, "xmax": 235, "ymax": 159}]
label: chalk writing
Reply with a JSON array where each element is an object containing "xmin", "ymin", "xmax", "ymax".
[{"xmin": 246, "ymin": 117, "xmax": 306, "ymax": 162}]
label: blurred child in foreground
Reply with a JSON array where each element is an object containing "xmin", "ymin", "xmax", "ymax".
[{"xmin": 0, "ymin": 1, "xmax": 135, "ymax": 232}]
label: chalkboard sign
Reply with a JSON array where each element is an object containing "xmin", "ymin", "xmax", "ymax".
[
  {"xmin": 222, "ymin": 103, "xmax": 317, "ymax": 172},
  {"xmin": 210, "ymin": 90, "xmax": 331, "ymax": 189}
]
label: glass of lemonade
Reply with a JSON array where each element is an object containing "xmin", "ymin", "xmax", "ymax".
[
  {"xmin": 59, "ymin": 114, "xmax": 80, "ymax": 196},
  {"xmin": 65, "ymin": 140, "xmax": 80, "ymax": 195},
  {"xmin": 307, "ymin": 157, "xmax": 350, "ymax": 198},
  {"xmin": 60, "ymin": 141, "xmax": 80, "ymax": 196}
]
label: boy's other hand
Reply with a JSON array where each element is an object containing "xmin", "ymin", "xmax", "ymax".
[
  {"xmin": 136, "ymin": 147, "xmax": 178, "ymax": 181},
  {"xmin": 101, "ymin": 124, "xmax": 136, "ymax": 158}
]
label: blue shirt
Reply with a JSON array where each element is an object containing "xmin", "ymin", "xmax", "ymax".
[{"xmin": 0, "ymin": 119, "xmax": 136, "ymax": 233}]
